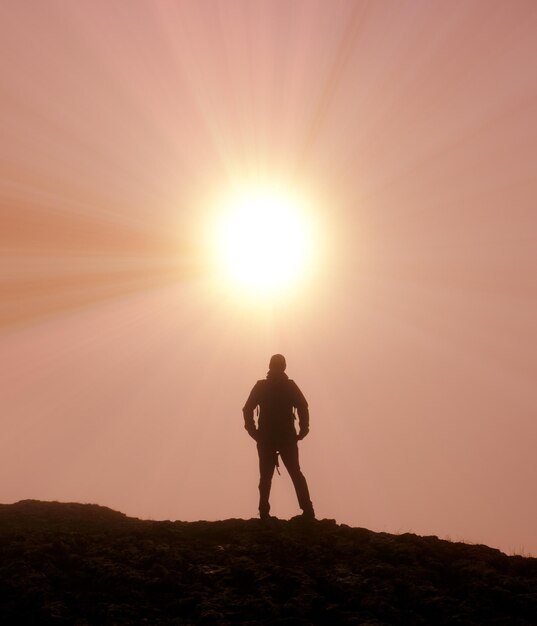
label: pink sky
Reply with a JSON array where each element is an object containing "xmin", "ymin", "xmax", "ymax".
[{"xmin": 1, "ymin": 0, "xmax": 537, "ymax": 555}]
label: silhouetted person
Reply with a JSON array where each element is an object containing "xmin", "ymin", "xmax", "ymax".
[{"xmin": 243, "ymin": 354, "xmax": 315, "ymax": 521}]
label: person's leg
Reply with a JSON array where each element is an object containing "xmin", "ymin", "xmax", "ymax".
[
  {"xmin": 257, "ymin": 441, "xmax": 277, "ymax": 517},
  {"xmin": 279, "ymin": 440, "xmax": 314, "ymax": 516}
]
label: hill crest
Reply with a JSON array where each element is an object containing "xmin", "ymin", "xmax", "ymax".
[{"xmin": 1, "ymin": 500, "xmax": 536, "ymax": 625}]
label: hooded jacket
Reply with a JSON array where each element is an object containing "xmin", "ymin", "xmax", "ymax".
[{"xmin": 242, "ymin": 370, "xmax": 309, "ymax": 442}]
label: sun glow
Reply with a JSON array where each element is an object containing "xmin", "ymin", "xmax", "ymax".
[{"xmin": 212, "ymin": 184, "xmax": 316, "ymax": 296}]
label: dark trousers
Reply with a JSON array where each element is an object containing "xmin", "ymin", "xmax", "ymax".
[{"xmin": 257, "ymin": 438, "xmax": 313, "ymax": 514}]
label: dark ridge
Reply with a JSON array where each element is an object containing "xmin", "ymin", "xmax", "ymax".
[{"xmin": 1, "ymin": 500, "xmax": 536, "ymax": 625}]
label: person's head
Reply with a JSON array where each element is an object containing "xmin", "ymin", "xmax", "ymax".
[{"xmin": 269, "ymin": 354, "xmax": 286, "ymax": 373}]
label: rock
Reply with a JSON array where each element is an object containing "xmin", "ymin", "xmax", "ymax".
[{"xmin": 0, "ymin": 500, "xmax": 536, "ymax": 624}]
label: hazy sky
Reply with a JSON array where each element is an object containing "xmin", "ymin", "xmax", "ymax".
[{"xmin": 1, "ymin": 0, "xmax": 536, "ymax": 556}]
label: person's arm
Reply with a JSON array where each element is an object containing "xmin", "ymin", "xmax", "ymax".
[
  {"xmin": 292, "ymin": 382, "xmax": 310, "ymax": 440},
  {"xmin": 242, "ymin": 382, "xmax": 260, "ymax": 440}
]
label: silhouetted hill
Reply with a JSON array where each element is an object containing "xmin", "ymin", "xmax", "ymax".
[{"xmin": 1, "ymin": 501, "xmax": 536, "ymax": 625}]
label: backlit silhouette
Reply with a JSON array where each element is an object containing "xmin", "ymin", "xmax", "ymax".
[{"xmin": 243, "ymin": 354, "xmax": 315, "ymax": 520}]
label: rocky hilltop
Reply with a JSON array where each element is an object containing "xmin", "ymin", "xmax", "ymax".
[{"xmin": 1, "ymin": 500, "xmax": 536, "ymax": 625}]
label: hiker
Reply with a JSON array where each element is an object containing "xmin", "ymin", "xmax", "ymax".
[{"xmin": 242, "ymin": 354, "xmax": 315, "ymax": 521}]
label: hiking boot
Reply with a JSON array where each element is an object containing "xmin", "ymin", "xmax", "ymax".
[
  {"xmin": 259, "ymin": 510, "xmax": 272, "ymax": 521},
  {"xmin": 300, "ymin": 507, "xmax": 316, "ymax": 521}
]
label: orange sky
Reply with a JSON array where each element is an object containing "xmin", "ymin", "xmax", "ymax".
[{"xmin": 1, "ymin": 0, "xmax": 536, "ymax": 555}]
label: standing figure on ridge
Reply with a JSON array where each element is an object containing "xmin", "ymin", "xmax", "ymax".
[{"xmin": 242, "ymin": 354, "xmax": 315, "ymax": 521}]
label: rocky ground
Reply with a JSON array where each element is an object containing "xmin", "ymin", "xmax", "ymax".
[{"xmin": 0, "ymin": 500, "xmax": 536, "ymax": 625}]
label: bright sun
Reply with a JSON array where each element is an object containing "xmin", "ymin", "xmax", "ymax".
[{"xmin": 212, "ymin": 184, "xmax": 315, "ymax": 296}]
